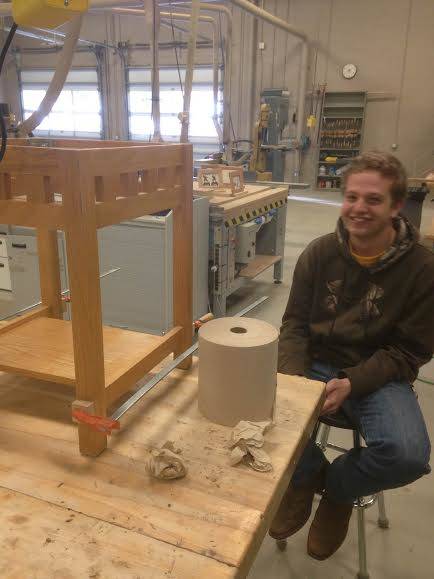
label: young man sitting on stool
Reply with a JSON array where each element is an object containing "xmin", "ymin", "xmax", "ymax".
[{"xmin": 270, "ymin": 152, "xmax": 434, "ymax": 560}]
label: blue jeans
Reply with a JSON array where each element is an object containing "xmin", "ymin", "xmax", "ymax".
[{"xmin": 292, "ymin": 361, "xmax": 431, "ymax": 503}]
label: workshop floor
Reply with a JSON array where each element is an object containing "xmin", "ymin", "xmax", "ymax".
[{"xmin": 228, "ymin": 190, "xmax": 434, "ymax": 579}]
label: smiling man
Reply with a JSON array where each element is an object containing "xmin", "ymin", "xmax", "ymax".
[{"xmin": 270, "ymin": 152, "xmax": 434, "ymax": 560}]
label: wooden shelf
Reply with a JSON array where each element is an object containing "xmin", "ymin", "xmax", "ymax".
[
  {"xmin": 239, "ymin": 255, "xmax": 281, "ymax": 278},
  {"xmin": 0, "ymin": 317, "xmax": 181, "ymax": 404}
]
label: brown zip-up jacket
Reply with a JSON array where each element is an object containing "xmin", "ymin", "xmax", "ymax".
[{"xmin": 278, "ymin": 216, "xmax": 434, "ymax": 397}]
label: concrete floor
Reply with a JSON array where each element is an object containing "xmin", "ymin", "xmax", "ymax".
[{"xmin": 227, "ymin": 190, "xmax": 434, "ymax": 579}]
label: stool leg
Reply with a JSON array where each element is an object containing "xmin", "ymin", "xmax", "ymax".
[
  {"xmin": 317, "ymin": 424, "xmax": 331, "ymax": 451},
  {"xmin": 356, "ymin": 498, "xmax": 370, "ymax": 579},
  {"xmin": 377, "ymin": 492, "xmax": 390, "ymax": 529}
]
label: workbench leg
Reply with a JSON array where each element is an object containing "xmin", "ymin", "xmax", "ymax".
[
  {"xmin": 65, "ymin": 224, "xmax": 107, "ymax": 457},
  {"xmin": 173, "ymin": 146, "xmax": 193, "ymax": 369}
]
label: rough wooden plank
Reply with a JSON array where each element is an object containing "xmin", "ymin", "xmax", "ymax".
[
  {"xmin": 0, "ymin": 363, "xmax": 325, "ymax": 575},
  {"xmin": 0, "ymin": 488, "xmax": 235, "ymax": 579}
]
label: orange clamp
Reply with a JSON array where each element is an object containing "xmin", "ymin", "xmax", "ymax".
[
  {"xmin": 193, "ymin": 312, "xmax": 214, "ymax": 331},
  {"xmin": 72, "ymin": 409, "xmax": 120, "ymax": 435}
]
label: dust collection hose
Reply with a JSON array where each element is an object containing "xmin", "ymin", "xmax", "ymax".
[
  {"xmin": 0, "ymin": 15, "xmax": 83, "ymax": 163},
  {"xmin": 0, "ymin": 22, "xmax": 18, "ymax": 162},
  {"xmin": 15, "ymin": 15, "xmax": 83, "ymax": 137}
]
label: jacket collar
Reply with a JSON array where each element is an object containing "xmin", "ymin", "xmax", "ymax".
[{"xmin": 336, "ymin": 214, "xmax": 419, "ymax": 273}]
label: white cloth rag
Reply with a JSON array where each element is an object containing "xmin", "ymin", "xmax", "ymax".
[{"xmin": 229, "ymin": 420, "xmax": 273, "ymax": 472}]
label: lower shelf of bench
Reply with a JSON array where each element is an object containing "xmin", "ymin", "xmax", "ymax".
[{"xmin": 0, "ymin": 317, "xmax": 181, "ymax": 404}]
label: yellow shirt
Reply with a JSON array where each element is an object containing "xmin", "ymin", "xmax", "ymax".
[{"xmin": 350, "ymin": 246, "xmax": 386, "ymax": 268}]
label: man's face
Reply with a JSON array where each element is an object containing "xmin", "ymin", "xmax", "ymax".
[{"xmin": 341, "ymin": 171, "xmax": 403, "ymax": 241}]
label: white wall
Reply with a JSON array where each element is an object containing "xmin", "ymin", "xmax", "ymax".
[{"xmin": 232, "ymin": 0, "xmax": 434, "ymax": 181}]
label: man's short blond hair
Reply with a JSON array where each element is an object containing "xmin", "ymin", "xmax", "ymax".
[{"xmin": 342, "ymin": 151, "xmax": 407, "ymax": 205}]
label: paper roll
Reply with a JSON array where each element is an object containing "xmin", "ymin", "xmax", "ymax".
[{"xmin": 198, "ymin": 317, "xmax": 278, "ymax": 426}]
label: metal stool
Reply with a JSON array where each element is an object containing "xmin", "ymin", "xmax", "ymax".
[
  {"xmin": 275, "ymin": 411, "xmax": 389, "ymax": 579},
  {"xmin": 315, "ymin": 411, "xmax": 390, "ymax": 579}
]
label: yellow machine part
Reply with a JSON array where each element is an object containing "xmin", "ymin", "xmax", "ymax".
[{"xmin": 12, "ymin": 0, "xmax": 88, "ymax": 29}]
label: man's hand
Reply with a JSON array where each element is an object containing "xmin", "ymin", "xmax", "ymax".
[{"xmin": 321, "ymin": 377, "xmax": 351, "ymax": 415}]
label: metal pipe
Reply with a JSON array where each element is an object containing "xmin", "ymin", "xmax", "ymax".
[
  {"xmin": 160, "ymin": 18, "xmax": 211, "ymax": 43},
  {"xmin": 34, "ymin": 27, "xmax": 120, "ymax": 51},
  {"xmin": 109, "ymin": 8, "xmax": 213, "ymax": 43},
  {"xmin": 198, "ymin": 3, "xmax": 232, "ymax": 160},
  {"xmin": 249, "ymin": 0, "xmax": 259, "ymax": 138},
  {"xmin": 146, "ymin": 0, "xmax": 162, "ymax": 141},
  {"xmin": 163, "ymin": 10, "xmax": 221, "ymax": 143},
  {"xmin": 179, "ymin": 0, "xmax": 200, "ymax": 143},
  {"xmin": 295, "ymin": 40, "xmax": 309, "ymax": 178},
  {"xmin": 113, "ymin": 7, "xmax": 221, "ymax": 143},
  {"xmin": 231, "ymin": 0, "xmax": 307, "ymax": 41}
]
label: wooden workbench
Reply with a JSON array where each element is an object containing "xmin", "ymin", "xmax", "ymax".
[
  {"xmin": 194, "ymin": 182, "xmax": 288, "ymax": 226},
  {"xmin": 0, "ymin": 359, "xmax": 324, "ymax": 578},
  {"xmin": 196, "ymin": 182, "xmax": 289, "ymax": 317}
]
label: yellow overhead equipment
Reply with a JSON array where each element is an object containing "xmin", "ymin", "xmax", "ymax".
[{"xmin": 12, "ymin": 0, "xmax": 88, "ymax": 29}]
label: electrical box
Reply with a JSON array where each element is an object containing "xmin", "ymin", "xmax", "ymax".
[
  {"xmin": 235, "ymin": 221, "xmax": 262, "ymax": 264},
  {"xmin": 12, "ymin": 0, "xmax": 88, "ymax": 29}
]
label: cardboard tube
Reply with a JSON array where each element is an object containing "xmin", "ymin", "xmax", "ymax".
[{"xmin": 198, "ymin": 317, "xmax": 278, "ymax": 426}]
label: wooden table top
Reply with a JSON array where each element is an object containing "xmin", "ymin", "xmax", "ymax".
[{"xmin": 0, "ymin": 359, "xmax": 324, "ymax": 578}]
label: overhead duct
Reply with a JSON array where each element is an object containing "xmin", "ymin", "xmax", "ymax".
[
  {"xmin": 179, "ymin": 0, "xmax": 199, "ymax": 143},
  {"xmin": 15, "ymin": 15, "xmax": 84, "ymax": 137}
]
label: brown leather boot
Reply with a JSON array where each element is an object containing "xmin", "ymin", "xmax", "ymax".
[
  {"xmin": 307, "ymin": 494, "xmax": 353, "ymax": 560},
  {"xmin": 269, "ymin": 464, "xmax": 328, "ymax": 540}
]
